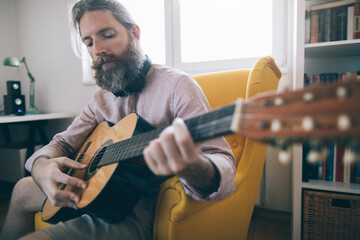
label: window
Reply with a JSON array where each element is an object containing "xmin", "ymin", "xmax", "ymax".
[
  {"xmin": 82, "ymin": 0, "xmax": 288, "ymax": 83},
  {"xmin": 179, "ymin": 1, "xmax": 272, "ymax": 62},
  {"xmin": 118, "ymin": 0, "xmax": 166, "ymax": 64}
]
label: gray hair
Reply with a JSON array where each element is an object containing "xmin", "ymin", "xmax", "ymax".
[{"xmin": 70, "ymin": 0, "xmax": 137, "ymax": 57}]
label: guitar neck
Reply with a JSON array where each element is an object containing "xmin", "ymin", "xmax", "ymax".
[
  {"xmin": 96, "ymin": 103, "xmax": 237, "ymax": 167},
  {"xmin": 95, "ymin": 80, "xmax": 360, "ymax": 168}
]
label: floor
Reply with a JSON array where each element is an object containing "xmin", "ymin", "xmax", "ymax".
[
  {"xmin": 0, "ymin": 181, "xmax": 291, "ymax": 239},
  {"xmin": 247, "ymin": 207, "xmax": 291, "ymax": 240},
  {"xmin": 0, "ymin": 181, "xmax": 13, "ymax": 230}
]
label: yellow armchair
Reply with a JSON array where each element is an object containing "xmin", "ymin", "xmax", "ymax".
[
  {"xmin": 153, "ymin": 56, "xmax": 281, "ymax": 240},
  {"xmin": 35, "ymin": 56, "xmax": 281, "ymax": 240}
]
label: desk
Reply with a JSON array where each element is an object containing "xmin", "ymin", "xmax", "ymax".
[{"xmin": 0, "ymin": 113, "xmax": 74, "ymax": 159}]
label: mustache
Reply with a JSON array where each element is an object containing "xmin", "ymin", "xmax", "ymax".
[{"xmin": 92, "ymin": 55, "xmax": 122, "ymax": 70}]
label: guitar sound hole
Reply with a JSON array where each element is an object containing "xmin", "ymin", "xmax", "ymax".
[
  {"xmin": 89, "ymin": 155, "xmax": 101, "ymax": 173},
  {"xmin": 84, "ymin": 146, "xmax": 108, "ymax": 181}
]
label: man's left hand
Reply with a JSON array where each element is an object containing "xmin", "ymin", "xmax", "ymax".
[{"xmin": 143, "ymin": 118, "xmax": 201, "ymax": 176}]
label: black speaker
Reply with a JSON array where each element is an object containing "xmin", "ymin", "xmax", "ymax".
[
  {"xmin": 6, "ymin": 81, "xmax": 22, "ymax": 96},
  {"xmin": 4, "ymin": 95, "xmax": 26, "ymax": 115},
  {"xmin": 4, "ymin": 80, "xmax": 26, "ymax": 115}
]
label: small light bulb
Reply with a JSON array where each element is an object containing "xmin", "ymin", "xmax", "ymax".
[
  {"xmin": 302, "ymin": 117, "xmax": 315, "ymax": 131},
  {"xmin": 337, "ymin": 114, "xmax": 351, "ymax": 131},
  {"xmin": 271, "ymin": 119, "xmax": 282, "ymax": 132},
  {"xmin": 278, "ymin": 148, "xmax": 292, "ymax": 165}
]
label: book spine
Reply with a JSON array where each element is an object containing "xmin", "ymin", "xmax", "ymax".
[
  {"xmin": 337, "ymin": 6, "xmax": 348, "ymax": 41},
  {"xmin": 324, "ymin": 8, "xmax": 331, "ymax": 41},
  {"xmin": 302, "ymin": 144, "xmax": 321, "ymax": 181},
  {"xmin": 321, "ymin": 145, "xmax": 327, "ymax": 180},
  {"xmin": 335, "ymin": 144, "xmax": 345, "ymax": 182},
  {"xmin": 330, "ymin": 7, "xmax": 338, "ymax": 41},
  {"xmin": 326, "ymin": 144, "xmax": 334, "ymax": 181},
  {"xmin": 354, "ymin": 2, "xmax": 360, "ymax": 39},
  {"xmin": 305, "ymin": 10, "xmax": 311, "ymax": 43},
  {"xmin": 348, "ymin": 5, "xmax": 354, "ymax": 40},
  {"xmin": 343, "ymin": 148, "xmax": 351, "ymax": 183},
  {"xmin": 318, "ymin": 161, "xmax": 323, "ymax": 180},
  {"xmin": 352, "ymin": 161, "xmax": 360, "ymax": 183},
  {"xmin": 311, "ymin": 10, "xmax": 320, "ymax": 43},
  {"xmin": 319, "ymin": 10, "xmax": 326, "ymax": 42},
  {"xmin": 302, "ymin": 144, "xmax": 310, "ymax": 182}
]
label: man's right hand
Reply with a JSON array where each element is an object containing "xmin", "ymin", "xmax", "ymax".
[{"xmin": 31, "ymin": 157, "xmax": 87, "ymax": 209}]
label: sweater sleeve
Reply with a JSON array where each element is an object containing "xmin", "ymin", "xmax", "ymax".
[{"xmin": 171, "ymin": 75, "xmax": 236, "ymax": 201}]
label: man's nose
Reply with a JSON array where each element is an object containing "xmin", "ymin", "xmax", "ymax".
[{"xmin": 93, "ymin": 40, "xmax": 107, "ymax": 56}]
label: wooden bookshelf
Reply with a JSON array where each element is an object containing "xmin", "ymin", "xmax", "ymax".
[{"xmin": 292, "ymin": 1, "xmax": 360, "ymax": 239}]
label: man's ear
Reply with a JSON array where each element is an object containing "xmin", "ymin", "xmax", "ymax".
[{"xmin": 131, "ymin": 24, "xmax": 140, "ymax": 42}]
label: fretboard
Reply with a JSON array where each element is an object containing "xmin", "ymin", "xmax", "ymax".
[{"xmin": 96, "ymin": 103, "xmax": 236, "ymax": 167}]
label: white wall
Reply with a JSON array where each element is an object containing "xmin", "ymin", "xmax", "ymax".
[
  {"xmin": 0, "ymin": 0, "xmax": 20, "ymax": 95},
  {"xmin": 0, "ymin": 0, "xmax": 292, "ymax": 212},
  {"xmin": 2, "ymin": 0, "xmax": 97, "ymax": 115}
]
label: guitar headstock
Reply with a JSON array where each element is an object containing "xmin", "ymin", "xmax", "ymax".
[{"xmin": 231, "ymin": 80, "xmax": 360, "ymax": 164}]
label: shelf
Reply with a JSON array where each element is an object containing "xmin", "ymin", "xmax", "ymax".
[
  {"xmin": 302, "ymin": 180, "xmax": 360, "ymax": 194},
  {"xmin": 0, "ymin": 112, "xmax": 74, "ymax": 124},
  {"xmin": 305, "ymin": 39, "xmax": 360, "ymax": 58}
]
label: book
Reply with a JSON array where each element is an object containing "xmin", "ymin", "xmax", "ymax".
[
  {"xmin": 335, "ymin": 144, "xmax": 345, "ymax": 182},
  {"xmin": 311, "ymin": 0, "xmax": 356, "ymax": 11},
  {"xmin": 343, "ymin": 148, "xmax": 351, "ymax": 183},
  {"xmin": 321, "ymin": 146, "xmax": 327, "ymax": 180},
  {"xmin": 326, "ymin": 144, "xmax": 335, "ymax": 181},
  {"xmin": 330, "ymin": 7, "xmax": 339, "ymax": 41},
  {"xmin": 354, "ymin": 2, "xmax": 360, "ymax": 39},
  {"xmin": 337, "ymin": 5, "xmax": 348, "ymax": 41},
  {"xmin": 348, "ymin": 5, "xmax": 354, "ymax": 39},
  {"xmin": 302, "ymin": 144, "xmax": 321, "ymax": 181},
  {"xmin": 305, "ymin": 10, "xmax": 311, "ymax": 43},
  {"xmin": 302, "ymin": 144, "xmax": 310, "ymax": 182},
  {"xmin": 352, "ymin": 161, "xmax": 360, "ymax": 183},
  {"xmin": 324, "ymin": 8, "xmax": 332, "ymax": 41},
  {"xmin": 319, "ymin": 9, "xmax": 326, "ymax": 42},
  {"xmin": 311, "ymin": 10, "xmax": 320, "ymax": 43}
]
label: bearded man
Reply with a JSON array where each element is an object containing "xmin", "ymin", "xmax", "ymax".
[{"xmin": 0, "ymin": 1, "xmax": 235, "ymax": 239}]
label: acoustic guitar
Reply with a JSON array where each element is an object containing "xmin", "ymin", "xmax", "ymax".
[{"xmin": 41, "ymin": 80, "xmax": 360, "ymax": 224}]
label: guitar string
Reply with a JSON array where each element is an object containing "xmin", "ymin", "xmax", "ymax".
[
  {"xmin": 95, "ymin": 115, "xmax": 234, "ymax": 167},
  {"xmin": 78, "ymin": 103, "xmax": 236, "ymax": 168},
  {"xmin": 101, "ymin": 119, "xmax": 232, "ymax": 160},
  {"xmin": 94, "ymin": 119, "xmax": 233, "ymax": 167},
  {"xmin": 95, "ymin": 106, "xmax": 235, "ymax": 164}
]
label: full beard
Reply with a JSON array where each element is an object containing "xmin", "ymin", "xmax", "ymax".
[{"xmin": 92, "ymin": 40, "xmax": 145, "ymax": 96}]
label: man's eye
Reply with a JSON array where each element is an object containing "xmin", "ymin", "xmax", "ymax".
[
  {"xmin": 104, "ymin": 34, "xmax": 115, "ymax": 39},
  {"xmin": 85, "ymin": 42, "xmax": 93, "ymax": 47}
]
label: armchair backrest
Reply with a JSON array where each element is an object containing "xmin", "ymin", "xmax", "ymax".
[
  {"xmin": 194, "ymin": 56, "xmax": 281, "ymax": 168},
  {"xmin": 153, "ymin": 56, "xmax": 281, "ymax": 240}
]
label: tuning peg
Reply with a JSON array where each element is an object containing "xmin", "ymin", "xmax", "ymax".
[
  {"xmin": 274, "ymin": 97, "xmax": 284, "ymax": 106},
  {"xmin": 271, "ymin": 119, "xmax": 282, "ymax": 132},
  {"xmin": 302, "ymin": 116, "xmax": 315, "ymax": 131},
  {"xmin": 307, "ymin": 148, "xmax": 326, "ymax": 165},
  {"xmin": 278, "ymin": 147, "xmax": 292, "ymax": 165},
  {"xmin": 336, "ymin": 86, "xmax": 349, "ymax": 99},
  {"xmin": 303, "ymin": 92, "xmax": 315, "ymax": 103},
  {"xmin": 343, "ymin": 147, "xmax": 360, "ymax": 164},
  {"xmin": 337, "ymin": 114, "xmax": 351, "ymax": 131}
]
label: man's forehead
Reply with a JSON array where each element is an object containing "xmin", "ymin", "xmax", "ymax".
[{"xmin": 79, "ymin": 9, "xmax": 123, "ymax": 37}]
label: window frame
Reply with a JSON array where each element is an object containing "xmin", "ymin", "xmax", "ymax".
[{"xmin": 82, "ymin": 0, "xmax": 289, "ymax": 84}]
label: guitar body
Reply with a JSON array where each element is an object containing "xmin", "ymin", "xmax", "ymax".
[{"xmin": 41, "ymin": 113, "xmax": 154, "ymax": 224}]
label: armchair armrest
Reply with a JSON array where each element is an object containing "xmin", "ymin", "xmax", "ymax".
[{"xmin": 153, "ymin": 176, "xmax": 247, "ymax": 240}]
